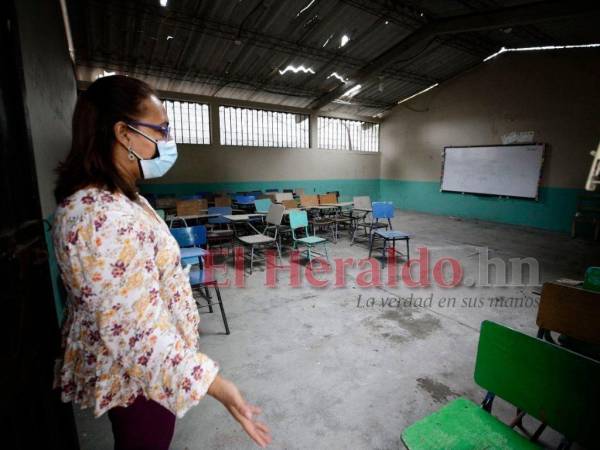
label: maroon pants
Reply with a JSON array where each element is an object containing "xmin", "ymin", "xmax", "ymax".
[{"xmin": 108, "ymin": 396, "xmax": 176, "ymax": 450}]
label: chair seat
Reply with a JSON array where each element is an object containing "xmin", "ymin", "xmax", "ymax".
[
  {"xmin": 189, "ymin": 269, "xmax": 216, "ymax": 286},
  {"xmin": 357, "ymin": 221, "xmax": 387, "ymax": 228},
  {"xmin": 238, "ymin": 234, "xmax": 275, "ymax": 244},
  {"xmin": 374, "ymin": 230, "xmax": 410, "ymax": 239},
  {"xmin": 180, "ymin": 247, "xmax": 208, "ymax": 259},
  {"xmin": 297, "ymin": 236, "xmax": 327, "ymax": 245},
  {"xmin": 402, "ymin": 397, "xmax": 540, "ymax": 450}
]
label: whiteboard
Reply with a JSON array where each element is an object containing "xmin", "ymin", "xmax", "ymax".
[{"xmin": 441, "ymin": 144, "xmax": 544, "ymax": 199}]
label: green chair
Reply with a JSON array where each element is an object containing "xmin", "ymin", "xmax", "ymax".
[
  {"xmin": 289, "ymin": 209, "xmax": 329, "ymax": 267},
  {"xmin": 401, "ymin": 320, "xmax": 600, "ymax": 450}
]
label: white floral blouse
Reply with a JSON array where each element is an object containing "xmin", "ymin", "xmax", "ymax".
[{"xmin": 53, "ymin": 187, "xmax": 218, "ymax": 418}]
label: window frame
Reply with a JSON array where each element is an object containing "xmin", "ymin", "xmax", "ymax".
[{"xmin": 317, "ymin": 115, "xmax": 380, "ymax": 153}]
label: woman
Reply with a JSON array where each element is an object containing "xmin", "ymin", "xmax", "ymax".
[{"xmin": 53, "ymin": 75, "xmax": 271, "ymax": 449}]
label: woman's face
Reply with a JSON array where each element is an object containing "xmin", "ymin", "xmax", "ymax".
[{"xmin": 114, "ymin": 94, "xmax": 170, "ymax": 181}]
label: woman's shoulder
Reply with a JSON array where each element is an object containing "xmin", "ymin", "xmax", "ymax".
[{"xmin": 53, "ymin": 186, "xmax": 137, "ymax": 232}]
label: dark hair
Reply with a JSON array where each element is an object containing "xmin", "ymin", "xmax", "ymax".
[{"xmin": 54, "ymin": 75, "xmax": 157, "ymax": 203}]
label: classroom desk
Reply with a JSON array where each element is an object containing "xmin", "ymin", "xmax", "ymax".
[
  {"xmin": 223, "ymin": 213, "xmax": 265, "ymax": 222},
  {"xmin": 320, "ymin": 202, "xmax": 354, "ymax": 208}
]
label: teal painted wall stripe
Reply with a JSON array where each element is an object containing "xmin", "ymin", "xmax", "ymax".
[
  {"xmin": 140, "ymin": 178, "xmax": 382, "ymax": 202},
  {"xmin": 380, "ymin": 179, "xmax": 581, "ymax": 233},
  {"xmin": 139, "ymin": 178, "xmax": 580, "ymax": 232}
]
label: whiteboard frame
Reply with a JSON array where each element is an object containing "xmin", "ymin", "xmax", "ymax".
[{"xmin": 440, "ymin": 143, "xmax": 545, "ymax": 200}]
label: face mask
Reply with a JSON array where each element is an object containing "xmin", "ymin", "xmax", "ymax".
[{"xmin": 126, "ymin": 125, "xmax": 178, "ymax": 179}]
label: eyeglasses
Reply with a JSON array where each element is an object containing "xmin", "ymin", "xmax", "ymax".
[{"xmin": 127, "ymin": 120, "xmax": 171, "ymax": 140}]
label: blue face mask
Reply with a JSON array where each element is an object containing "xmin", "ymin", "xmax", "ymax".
[{"xmin": 126, "ymin": 124, "xmax": 178, "ymax": 179}]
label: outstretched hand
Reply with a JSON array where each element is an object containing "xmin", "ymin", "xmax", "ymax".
[{"xmin": 208, "ymin": 375, "xmax": 272, "ymax": 448}]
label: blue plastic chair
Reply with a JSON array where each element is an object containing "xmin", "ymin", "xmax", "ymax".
[
  {"xmin": 234, "ymin": 195, "xmax": 256, "ymax": 205},
  {"xmin": 169, "ymin": 225, "xmax": 230, "ymax": 334},
  {"xmin": 368, "ymin": 202, "xmax": 410, "ymax": 266},
  {"xmin": 289, "ymin": 209, "xmax": 329, "ymax": 267}
]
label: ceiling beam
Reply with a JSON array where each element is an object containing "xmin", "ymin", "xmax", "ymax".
[{"xmin": 308, "ymin": 0, "xmax": 600, "ymax": 110}]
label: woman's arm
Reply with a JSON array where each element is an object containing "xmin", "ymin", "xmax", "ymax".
[{"xmin": 208, "ymin": 375, "xmax": 272, "ymax": 448}]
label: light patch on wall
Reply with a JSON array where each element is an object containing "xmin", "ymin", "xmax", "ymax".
[
  {"xmin": 340, "ymin": 34, "xmax": 350, "ymax": 47},
  {"xmin": 96, "ymin": 70, "xmax": 116, "ymax": 79},
  {"xmin": 327, "ymin": 72, "xmax": 347, "ymax": 83},
  {"xmin": 279, "ymin": 65, "xmax": 315, "ymax": 75},
  {"xmin": 483, "ymin": 43, "xmax": 600, "ymax": 62},
  {"xmin": 159, "ymin": 0, "xmax": 168, "ymax": 7},
  {"xmin": 501, "ymin": 131, "xmax": 535, "ymax": 145},
  {"xmin": 397, "ymin": 83, "xmax": 439, "ymax": 104}
]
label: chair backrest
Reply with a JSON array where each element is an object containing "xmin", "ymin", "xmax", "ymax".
[
  {"xmin": 318, "ymin": 193, "xmax": 337, "ymax": 204},
  {"xmin": 299, "ymin": 194, "xmax": 319, "ymax": 207},
  {"xmin": 234, "ymin": 195, "xmax": 256, "ymax": 204},
  {"xmin": 254, "ymin": 198, "xmax": 272, "ymax": 213},
  {"xmin": 180, "ymin": 194, "xmax": 203, "ymax": 200},
  {"xmin": 170, "ymin": 225, "xmax": 207, "ymax": 247},
  {"xmin": 289, "ymin": 209, "xmax": 309, "ymax": 231},
  {"xmin": 353, "ymin": 196, "xmax": 371, "ymax": 210},
  {"xmin": 537, "ymin": 282, "xmax": 600, "ymax": 345},
  {"xmin": 176, "ymin": 199, "xmax": 208, "ymax": 216},
  {"xmin": 294, "ymin": 188, "xmax": 305, "ymax": 195},
  {"xmin": 214, "ymin": 196, "xmax": 232, "ymax": 207},
  {"xmin": 372, "ymin": 201, "xmax": 394, "ymax": 219},
  {"xmin": 156, "ymin": 196, "xmax": 177, "ymax": 209},
  {"xmin": 155, "ymin": 209, "xmax": 166, "ymax": 220},
  {"xmin": 583, "ymin": 266, "xmax": 600, "ymax": 292},
  {"xmin": 282, "ymin": 199, "xmax": 299, "ymax": 209},
  {"xmin": 266, "ymin": 203, "xmax": 285, "ymax": 226},
  {"xmin": 207, "ymin": 206, "xmax": 231, "ymax": 224},
  {"xmin": 327, "ymin": 191, "xmax": 340, "ymax": 200},
  {"xmin": 275, "ymin": 192, "xmax": 294, "ymax": 202},
  {"xmin": 474, "ymin": 320, "xmax": 600, "ymax": 448}
]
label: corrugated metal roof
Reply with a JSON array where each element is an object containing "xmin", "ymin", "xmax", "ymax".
[{"xmin": 66, "ymin": 0, "xmax": 600, "ymax": 117}]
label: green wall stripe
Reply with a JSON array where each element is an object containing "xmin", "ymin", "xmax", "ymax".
[
  {"xmin": 140, "ymin": 178, "xmax": 581, "ymax": 232},
  {"xmin": 380, "ymin": 179, "xmax": 581, "ymax": 233},
  {"xmin": 139, "ymin": 178, "xmax": 382, "ymax": 202}
]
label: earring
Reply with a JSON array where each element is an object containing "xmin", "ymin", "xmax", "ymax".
[{"xmin": 127, "ymin": 145, "xmax": 135, "ymax": 161}]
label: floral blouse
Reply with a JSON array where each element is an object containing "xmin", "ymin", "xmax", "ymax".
[{"xmin": 53, "ymin": 187, "xmax": 218, "ymax": 418}]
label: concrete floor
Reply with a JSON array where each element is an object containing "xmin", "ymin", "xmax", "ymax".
[{"xmin": 74, "ymin": 210, "xmax": 599, "ymax": 449}]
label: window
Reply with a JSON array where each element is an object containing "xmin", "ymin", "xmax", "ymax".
[
  {"xmin": 318, "ymin": 117, "xmax": 379, "ymax": 152},
  {"xmin": 219, "ymin": 106, "xmax": 309, "ymax": 148},
  {"xmin": 162, "ymin": 99, "xmax": 210, "ymax": 144}
]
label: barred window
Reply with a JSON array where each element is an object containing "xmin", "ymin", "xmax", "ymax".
[
  {"xmin": 318, "ymin": 117, "xmax": 379, "ymax": 152},
  {"xmin": 219, "ymin": 106, "xmax": 309, "ymax": 148},
  {"xmin": 163, "ymin": 100, "xmax": 210, "ymax": 144}
]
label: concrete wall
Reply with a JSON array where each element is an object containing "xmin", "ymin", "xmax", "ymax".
[
  {"xmin": 380, "ymin": 49, "xmax": 600, "ymax": 232},
  {"xmin": 16, "ymin": 0, "xmax": 77, "ymax": 216}
]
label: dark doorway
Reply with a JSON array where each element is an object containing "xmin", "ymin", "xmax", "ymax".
[{"xmin": 0, "ymin": 1, "xmax": 79, "ymax": 448}]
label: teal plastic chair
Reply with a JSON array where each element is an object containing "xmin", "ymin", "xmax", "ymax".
[
  {"xmin": 289, "ymin": 209, "xmax": 329, "ymax": 266},
  {"xmin": 254, "ymin": 198, "xmax": 272, "ymax": 214}
]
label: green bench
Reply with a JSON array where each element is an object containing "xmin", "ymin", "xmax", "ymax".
[{"xmin": 401, "ymin": 321, "xmax": 600, "ymax": 449}]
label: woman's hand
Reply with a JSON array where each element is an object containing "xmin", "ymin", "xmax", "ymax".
[{"xmin": 208, "ymin": 375, "xmax": 272, "ymax": 448}]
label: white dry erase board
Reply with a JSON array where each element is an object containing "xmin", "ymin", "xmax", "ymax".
[{"xmin": 440, "ymin": 144, "xmax": 545, "ymax": 199}]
